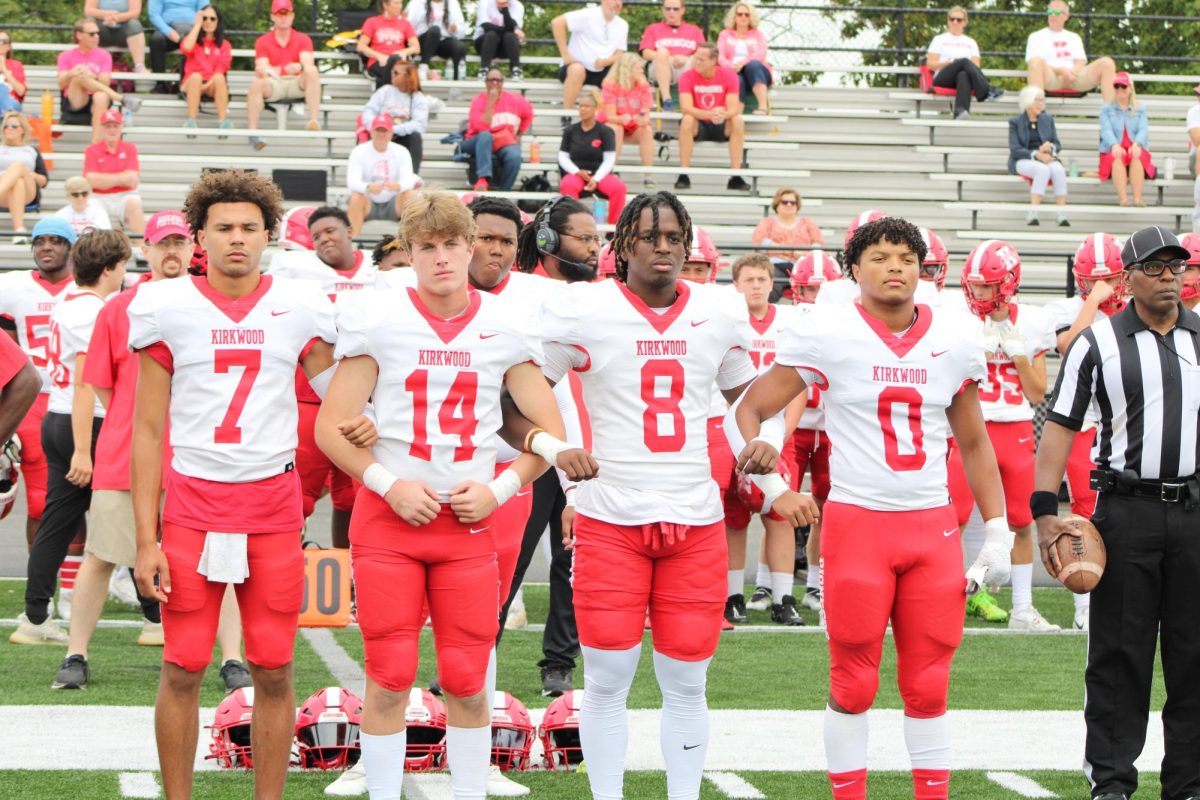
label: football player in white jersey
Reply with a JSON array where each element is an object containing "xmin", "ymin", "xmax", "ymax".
[
  {"xmin": 129, "ymin": 171, "xmax": 340, "ymax": 799},
  {"xmin": 540, "ymin": 192, "xmax": 817, "ymax": 800},
  {"xmin": 269, "ymin": 206, "xmax": 377, "ymax": 548},
  {"xmin": 730, "ymin": 216, "xmax": 1007, "ymax": 800},
  {"xmin": 14, "ymin": 230, "xmax": 127, "ymax": 647},
  {"xmin": 948, "ymin": 240, "xmax": 1059, "ymax": 631},
  {"xmin": 315, "ymin": 191, "xmax": 592, "ymax": 800},
  {"xmin": 817, "ymin": 212, "xmax": 941, "ymax": 307}
]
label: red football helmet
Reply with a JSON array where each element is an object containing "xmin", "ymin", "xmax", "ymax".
[
  {"xmin": 539, "ymin": 689, "xmax": 584, "ymax": 771},
  {"xmin": 0, "ymin": 434, "xmax": 20, "ymax": 522},
  {"xmin": 404, "ymin": 688, "xmax": 448, "ymax": 772},
  {"xmin": 919, "ymin": 227, "xmax": 950, "ymax": 290},
  {"xmin": 1177, "ymin": 233, "xmax": 1200, "ymax": 302},
  {"xmin": 842, "ymin": 209, "xmax": 889, "ymax": 251},
  {"xmin": 789, "ymin": 249, "xmax": 841, "ymax": 303},
  {"xmin": 295, "ymin": 687, "xmax": 363, "ymax": 771},
  {"xmin": 490, "ymin": 692, "xmax": 535, "ymax": 772},
  {"xmin": 277, "ymin": 206, "xmax": 316, "ymax": 251},
  {"xmin": 961, "ymin": 239, "xmax": 1021, "ymax": 317},
  {"xmin": 1073, "ymin": 233, "xmax": 1127, "ymax": 313},
  {"xmin": 735, "ymin": 457, "xmax": 795, "ymax": 515},
  {"xmin": 597, "ymin": 241, "xmax": 617, "ymax": 278},
  {"xmin": 684, "ymin": 226, "xmax": 721, "ymax": 283},
  {"xmin": 208, "ymin": 687, "xmax": 255, "ymax": 769}
]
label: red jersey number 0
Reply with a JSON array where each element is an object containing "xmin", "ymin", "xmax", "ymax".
[{"xmin": 877, "ymin": 386, "xmax": 926, "ymax": 471}]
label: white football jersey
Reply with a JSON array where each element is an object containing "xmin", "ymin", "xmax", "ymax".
[
  {"xmin": 541, "ymin": 279, "xmax": 758, "ymax": 525},
  {"xmin": 335, "ymin": 286, "xmax": 543, "ymax": 497},
  {"xmin": 745, "ymin": 304, "xmax": 796, "ymax": 373},
  {"xmin": 0, "ymin": 270, "xmax": 74, "ymax": 391},
  {"xmin": 1043, "ymin": 294, "xmax": 1108, "ymax": 426},
  {"xmin": 47, "ymin": 288, "xmax": 107, "ymax": 417},
  {"xmin": 776, "ymin": 303, "xmax": 986, "ymax": 512},
  {"xmin": 268, "ymin": 249, "xmax": 377, "ymax": 299},
  {"xmin": 127, "ymin": 275, "xmax": 337, "ymax": 483},
  {"xmin": 957, "ymin": 303, "xmax": 1055, "ymax": 423},
  {"xmin": 815, "ymin": 277, "xmax": 940, "ymax": 306}
]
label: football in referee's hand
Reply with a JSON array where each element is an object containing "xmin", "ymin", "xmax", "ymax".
[{"xmin": 1055, "ymin": 516, "xmax": 1106, "ymax": 594}]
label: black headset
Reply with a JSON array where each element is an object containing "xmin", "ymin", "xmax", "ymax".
[{"xmin": 535, "ymin": 195, "xmax": 569, "ymax": 256}]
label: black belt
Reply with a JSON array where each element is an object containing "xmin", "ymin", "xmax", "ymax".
[{"xmin": 1093, "ymin": 469, "xmax": 1200, "ymax": 504}]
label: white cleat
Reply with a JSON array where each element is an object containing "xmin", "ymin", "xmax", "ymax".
[
  {"xmin": 109, "ymin": 568, "xmax": 140, "ymax": 607},
  {"xmin": 487, "ymin": 765, "xmax": 531, "ymax": 797},
  {"xmin": 138, "ymin": 621, "xmax": 164, "ymax": 647},
  {"xmin": 324, "ymin": 762, "xmax": 367, "ymax": 797},
  {"xmin": 504, "ymin": 607, "xmax": 527, "ymax": 630},
  {"xmin": 1008, "ymin": 607, "xmax": 1062, "ymax": 632},
  {"xmin": 1074, "ymin": 607, "xmax": 1090, "ymax": 632},
  {"xmin": 9, "ymin": 612, "xmax": 69, "ymax": 645},
  {"xmin": 57, "ymin": 589, "xmax": 72, "ymax": 622}
]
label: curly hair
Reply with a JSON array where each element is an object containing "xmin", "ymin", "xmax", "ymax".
[
  {"xmin": 611, "ymin": 191, "xmax": 693, "ymax": 283},
  {"xmin": 515, "ymin": 195, "xmax": 589, "ymax": 273},
  {"xmin": 71, "ymin": 229, "xmax": 132, "ymax": 287},
  {"xmin": 183, "ymin": 170, "xmax": 284, "ymax": 239},
  {"xmin": 467, "ymin": 195, "xmax": 523, "ymax": 233},
  {"xmin": 842, "ymin": 216, "xmax": 926, "ymax": 283},
  {"xmin": 372, "ymin": 234, "xmax": 400, "ymax": 266}
]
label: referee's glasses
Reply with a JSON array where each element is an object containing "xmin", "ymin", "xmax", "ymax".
[{"xmin": 1132, "ymin": 259, "xmax": 1187, "ymax": 276}]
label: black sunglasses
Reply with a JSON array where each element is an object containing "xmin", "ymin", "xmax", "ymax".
[{"xmin": 70, "ymin": 191, "xmax": 90, "ymax": 198}]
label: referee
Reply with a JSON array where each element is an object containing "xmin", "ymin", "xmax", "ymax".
[{"xmin": 1032, "ymin": 225, "xmax": 1200, "ymax": 800}]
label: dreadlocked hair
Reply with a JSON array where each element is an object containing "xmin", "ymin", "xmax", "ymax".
[
  {"xmin": 467, "ymin": 195, "xmax": 523, "ymax": 234},
  {"xmin": 842, "ymin": 216, "xmax": 926, "ymax": 283},
  {"xmin": 612, "ymin": 191, "xmax": 693, "ymax": 283},
  {"xmin": 515, "ymin": 195, "xmax": 588, "ymax": 273}
]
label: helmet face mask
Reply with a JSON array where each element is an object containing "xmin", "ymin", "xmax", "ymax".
[
  {"xmin": 208, "ymin": 687, "xmax": 256, "ymax": 769},
  {"xmin": 961, "ymin": 239, "xmax": 1021, "ymax": 317},
  {"xmin": 918, "ymin": 228, "xmax": 949, "ymax": 290},
  {"xmin": 1073, "ymin": 233, "xmax": 1128, "ymax": 313},
  {"xmin": 539, "ymin": 689, "xmax": 585, "ymax": 771},
  {"xmin": 490, "ymin": 691, "xmax": 534, "ymax": 772},
  {"xmin": 295, "ymin": 687, "xmax": 364, "ymax": 771},
  {"xmin": 404, "ymin": 688, "xmax": 448, "ymax": 772}
]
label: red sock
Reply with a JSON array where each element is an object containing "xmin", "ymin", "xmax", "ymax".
[
  {"xmin": 828, "ymin": 768, "xmax": 867, "ymax": 800},
  {"xmin": 58, "ymin": 554, "xmax": 83, "ymax": 591},
  {"xmin": 913, "ymin": 768, "xmax": 950, "ymax": 799}
]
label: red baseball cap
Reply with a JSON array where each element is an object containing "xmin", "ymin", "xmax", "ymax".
[
  {"xmin": 144, "ymin": 210, "xmax": 192, "ymax": 244},
  {"xmin": 1112, "ymin": 71, "xmax": 1132, "ymax": 88},
  {"xmin": 370, "ymin": 113, "xmax": 394, "ymax": 130},
  {"xmin": 99, "ymin": 108, "xmax": 123, "ymax": 125},
  {"xmin": 271, "ymin": 0, "xmax": 294, "ymax": 14}
]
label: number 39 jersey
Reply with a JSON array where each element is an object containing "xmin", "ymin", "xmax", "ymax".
[
  {"xmin": 541, "ymin": 279, "xmax": 758, "ymax": 526},
  {"xmin": 955, "ymin": 303, "xmax": 1055, "ymax": 423},
  {"xmin": 776, "ymin": 303, "xmax": 986, "ymax": 512},
  {"xmin": 127, "ymin": 274, "xmax": 337, "ymax": 483},
  {"xmin": 335, "ymin": 286, "xmax": 544, "ymax": 497}
]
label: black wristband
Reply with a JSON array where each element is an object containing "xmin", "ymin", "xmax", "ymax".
[{"xmin": 1029, "ymin": 490, "xmax": 1059, "ymax": 519}]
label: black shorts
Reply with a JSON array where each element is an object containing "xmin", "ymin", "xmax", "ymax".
[
  {"xmin": 557, "ymin": 64, "xmax": 610, "ymax": 87},
  {"xmin": 695, "ymin": 119, "xmax": 729, "ymax": 142}
]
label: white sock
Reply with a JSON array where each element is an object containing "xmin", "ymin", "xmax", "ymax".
[
  {"xmin": 446, "ymin": 725, "xmax": 490, "ymax": 799},
  {"xmin": 580, "ymin": 644, "xmax": 641, "ymax": 800},
  {"xmin": 770, "ymin": 572, "xmax": 794, "ymax": 602},
  {"xmin": 1074, "ymin": 591, "xmax": 1091, "ymax": 611},
  {"xmin": 1010, "ymin": 563, "xmax": 1033, "ymax": 612},
  {"xmin": 755, "ymin": 561, "xmax": 770, "ymax": 589},
  {"xmin": 360, "ymin": 730, "xmax": 407, "ymax": 799},
  {"xmin": 485, "ymin": 647, "xmax": 497, "ymax": 701},
  {"xmin": 824, "ymin": 705, "xmax": 868, "ymax": 773},
  {"xmin": 806, "ymin": 565, "xmax": 821, "ymax": 591},
  {"xmin": 903, "ymin": 713, "xmax": 950, "ymax": 769},
  {"xmin": 653, "ymin": 651, "xmax": 711, "ymax": 800},
  {"xmin": 727, "ymin": 569, "xmax": 744, "ymax": 598}
]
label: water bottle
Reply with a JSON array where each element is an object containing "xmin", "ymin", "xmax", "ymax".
[
  {"xmin": 593, "ymin": 196, "xmax": 608, "ymax": 224},
  {"xmin": 1165, "ymin": 156, "xmax": 1176, "ymax": 182},
  {"xmin": 1068, "ymin": 159, "xmax": 1078, "ymax": 179},
  {"xmin": 40, "ymin": 89, "xmax": 53, "ymax": 122},
  {"xmin": 529, "ymin": 140, "xmax": 541, "ymax": 165}
]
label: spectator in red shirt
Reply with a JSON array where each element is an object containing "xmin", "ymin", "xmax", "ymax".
[
  {"xmin": 179, "ymin": 5, "xmax": 231, "ymax": 134},
  {"xmin": 464, "ymin": 67, "xmax": 532, "ymax": 191},
  {"xmin": 638, "ymin": 0, "xmax": 704, "ymax": 111},
  {"xmin": 83, "ymin": 109, "xmax": 145, "ymax": 237},
  {"xmin": 601, "ymin": 52, "xmax": 654, "ymax": 186},
  {"xmin": 58, "ymin": 19, "xmax": 140, "ymax": 143},
  {"xmin": 358, "ymin": 0, "xmax": 420, "ymax": 89},
  {"xmin": 717, "ymin": 1, "xmax": 772, "ymax": 112},
  {"xmin": 247, "ymin": 0, "xmax": 322, "ymax": 150},
  {"xmin": 0, "ymin": 31, "xmax": 28, "ymax": 113},
  {"xmin": 675, "ymin": 42, "xmax": 749, "ymax": 192}
]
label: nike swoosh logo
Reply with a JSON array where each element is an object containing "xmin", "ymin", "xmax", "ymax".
[
  {"xmin": 931, "ymin": 349, "xmax": 949, "ymax": 357},
  {"xmin": 943, "ymin": 529, "xmax": 957, "ymax": 537},
  {"xmin": 832, "ymin": 780, "xmax": 859, "ymax": 789},
  {"xmin": 479, "ymin": 333, "xmax": 499, "ymax": 339},
  {"xmin": 469, "ymin": 525, "xmax": 492, "ymax": 534},
  {"xmin": 691, "ymin": 320, "xmax": 709, "ymax": 327},
  {"xmin": 1019, "ymin": 437, "xmax": 1034, "ymax": 443},
  {"xmin": 270, "ymin": 310, "xmax": 290, "ymax": 316},
  {"xmin": 515, "ymin": 490, "xmax": 530, "ymax": 497},
  {"xmin": 926, "ymin": 779, "xmax": 949, "ymax": 786},
  {"xmin": 682, "ymin": 743, "xmax": 701, "ymax": 750}
]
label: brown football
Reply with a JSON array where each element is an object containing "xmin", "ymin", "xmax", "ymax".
[{"xmin": 1054, "ymin": 515, "xmax": 1106, "ymax": 594}]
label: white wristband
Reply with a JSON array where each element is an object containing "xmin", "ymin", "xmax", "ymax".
[
  {"xmin": 757, "ymin": 472, "xmax": 790, "ymax": 512},
  {"xmin": 983, "ymin": 517, "xmax": 1015, "ymax": 549},
  {"xmin": 487, "ymin": 468, "xmax": 523, "ymax": 507},
  {"xmin": 563, "ymin": 484, "xmax": 577, "ymax": 508},
  {"xmin": 529, "ymin": 430, "xmax": 571, "ymax": 465},
  {"xmin": 362, "ymin": 462, "xmax": 399, "ymax": 498}
]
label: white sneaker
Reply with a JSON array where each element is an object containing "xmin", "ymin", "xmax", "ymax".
[
  {"xmin": 487, "ymin": 765, "xmax": 531, "ymax": 797},
  {"xmin": 504, "ymin": 607, "xmax": 527, "ymax": 630},
  {"xmin": 1008, "ymin": 607, "xmax": 1061, "ymax": 632},
  {"xmin": 138, "ymin": 621, "xmax": 164, "ymax": 647},
  {"xmin": 57, "ymin": 589, "xmax": 72, "ymax": 622},
  {"xmin": 9, "ymin": 612, "xmax": 69, "ymax": 645},
  {"xmin": 801, "ymin": 588, "xmax": 823, "ymax": 612},
  {"xmin": 109, "ymin": 568, "xmax": 139, "ymax": 607},
  {"xmin": 1074, "ymin": 606, "xmax": 1090, "ymax": 631},
  {"xmin": 324, "ymin": 762, "xmax": 367, "ymax": 797}
]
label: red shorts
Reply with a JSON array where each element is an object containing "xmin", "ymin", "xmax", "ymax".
[
  {"xmin": 723, "ymin": 447, "xmax": 799, "ymax": 530},
  {"xmin": 350, "ymin": 491, "xmax": 499, "ymax": 697},
  {"xmin": 16, "ymin": 392, "xmax": 48, "ymax": 520},
  {"xmin": 492, "ymin": 461, "xmax": 533, "ymax": 605},
  {"xmin": 821, "ymin": 501, "xmax": 965, "ymax": 718},
  {"xmin": 707, "ymin": 417, "xmax": 735, "ymax": 493},
  {"xmin": 791, "ymin": 427, "xmax": 831, "ymax": 502},
  {"xmin": 947, "ymin": 419, "xmax": 1035, "ymax": 528},
  {"xmin": 160, "ymin": 523, "xmax": 305, "ymax": 672},
  {"xmin": 1066, "ymin": 428, "xmax": 1098, "ymax": 518},
  {"xmin": 296, "ymin": 401, "xmax": 360, "ymax": 516},
  {"xmin": 572, "ymin": 514, "xmax": 726, "ymax": 661}
]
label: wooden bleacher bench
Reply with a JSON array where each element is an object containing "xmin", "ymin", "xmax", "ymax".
[
  {"xmin": 945, "ymin": 200, "xmax": 1193, "ymax": 231},
  {"xmin": 900, "ymin": 116, "xmax": 1190, "ymax": 146},
  {"xmin": 926, "ymin": 171, "xmax": 1194, "ymax": 205}
]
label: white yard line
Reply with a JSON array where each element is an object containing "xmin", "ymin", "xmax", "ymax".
[
  {"xmin": 704, "ymin": 771, "xmax": 767, "ymax": 798},
  {"xmin": 987, "ymin": 771, "xmax": 1059, "ymax": 797},
  {"xmin": 117, "ymin": 771, "xmax": 160, "ymax": 798},
  {"xmin": 406, "ymin": 774, "xmax": 456, "ymax": 799},
  {"xmin": 299, "ymin": 628, "xmax": 365, "ymax": 693}
]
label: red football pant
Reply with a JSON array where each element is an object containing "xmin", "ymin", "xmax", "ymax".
[
  {"xmin": 1066, "ymin": 428, "xmax": 1098, "ymax": 517},
  {"xmin": 707, "ymin": 417, "xmax": 735, "ymax": 493},
  {"xmin": 492, "ymin": 461, "xmax": 533, "ymax": 606},
  {"xmin": 947, "ymin": 419, "xmax": 1035, "ymax": 528},
  {"xmin": 559, "ymin": 173, "xmax": 626, "ymax": 224},
  {"xmin": 160, "ymin": 523, "xmax": 304, "ymax": 672},
  {"xmin": 573, "ymin": 514, "xmax": 726, "ymax": 661},
  {"xmin": 16, "ymin": 392, "xmax": 48, "ymax": 521},
  {"xmin": 351, "ymin": 491, "xmax": 499, "ymax": 697},
  {"xmin": 791, "ymin": 427, "xmax": 831, "ymax": 502},
  {"xmin": 296, "ymin": 401, "xmax": 359, "ymax": 517},
  {"xmin": 821, "ymin": 501, "xmax": 965, "ymax": 718}
]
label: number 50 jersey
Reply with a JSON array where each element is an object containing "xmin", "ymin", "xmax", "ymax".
[{"xmin": 775, "ymin": 303, "xmax": 986, "ymax": 512}]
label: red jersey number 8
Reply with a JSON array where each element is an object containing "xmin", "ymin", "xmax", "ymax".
[
  {"xmin": 877, "ymin": 386, "xmax": 926, "ymax": 471},
  {"xmin": 641, "ymin": 359, "xmax": 686, "ymax": 453}
]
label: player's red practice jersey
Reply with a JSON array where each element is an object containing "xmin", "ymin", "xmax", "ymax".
[
  {"xmin": 956, "ymin": 303, "xmax": 1055, "ymax": 423},
  {"xmin": 0, "ymin": 270, "xmax": 74, "ymax": 391},
  {"xmin": 47, "ymin": 288, "xmax": 107, "ymax": 417},
  {"xmin": 775, "ymin": 303, "xmax": 986, "ymax": 511}
]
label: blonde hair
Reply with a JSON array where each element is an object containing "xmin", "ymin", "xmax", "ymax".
[
  {"xmin": 2, "ymin": 111, "xmax": 31, "ymax": 143},
  {"xmin": 578, "ymin": 87, "xmax": 602, "ymax": 107},
  {"xmin": 603, "ymin": 52, "xmax": 644, "ymax": 92},
  {"xmin": 771, "ymin": 186, "xmax": 800, "ymax": 213},
  {"xmin": 947, "ymin": 5, "xmax": 968, "ymax": 21},
  {"xmin": 64, "ymin": 175, "xmax": 91, "ymax": 194},
  {"xmin": 1017, "ymin": 85, "xmax": 1044, "ymax": 112},
  {"xmin": 724, "ymin": 1, "xmax": 760, "ymax": 30},
  {"xmin": 1116, "ymin": 78, "xmax": 1139, "ymax": 112},
  {"xmin": 398, "ymin": 189, "xmax": 475, "ymax": 251}
]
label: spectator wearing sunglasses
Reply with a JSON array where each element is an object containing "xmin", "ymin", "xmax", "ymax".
[
  {"xmin": 717, "ymin": 1, "xmax": 772, "ymax": 112},
  {"xmin": 148, "ymin": 0, "xmax": 206, "ymax": 86},
  {"xmin": 246, "ymin": 0, "xmax": 323, "ymax": 150},
  {"xmin": 85, "ymin": 0, "xmax": 148, "ymax": 74},
  {"xmin": 58, "ymin": 19, "xmax": 140, "ymax": 142},
  {"xmin": 925, "ymin": 6, "xmax": 1004, "ymax": 120},
  {"xmin": 752, "ymin": 188, "xmax": 823, "ymax": 268},
  {"xmin": 0, "ymin": 112, "xmax": 47, "ymax": 242},
  {"xmin": 359, "ymin": 59, "xmax": 429, "ymax": 172},
  {"xmin": 1025, "ymin": 0, "xmax": 1116, "ymax": 103},
  {"xmin": 55, "ymin": 176, "xmax": 113, "ymax": 236},
  {"xmin": 179, "ymin": 5, "xmax": 232, "ymax": 134},
  {"xmin": 0, "ymin": 30, "xmax": 28, "ymax": 113},
  {"xmin": 1099, "ymin": 71, "xmax": 1154, "ymax": 207},
  {"xmin": 463, "ymin": 67, "xmax": 532, "ymax": 191},
  {"xmin": 638, "ymin": 0, "xmax": 704, "ymax": 111}
]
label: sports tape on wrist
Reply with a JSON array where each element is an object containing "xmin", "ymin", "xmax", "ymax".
[
  {"xmin": 362, "ymin": 463, "xmax": 399, "ymax": 498},
  {"xmin": 487, "ymin": 469, "xmax": 522, "ymax": 506}
]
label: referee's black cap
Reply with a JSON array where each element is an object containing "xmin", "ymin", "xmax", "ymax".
[{"xmin": 1121, "ymin": 226, "xmax": 1189, "ymax": 269}]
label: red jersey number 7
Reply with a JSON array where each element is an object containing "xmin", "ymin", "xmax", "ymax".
[{"xmin": 213, "ymin": 349, "xmax": 262, "ymax": 444}]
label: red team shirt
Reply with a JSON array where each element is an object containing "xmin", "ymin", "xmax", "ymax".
[
  {"xmin": 254, "ymin": 29, "xmax": 314, "ymax": 69},
  {"xmin": 638, "ymin": 21, "xmax": 705, "ymax": 56},
  {"xmin": 359, "ymin": 15, "xmax": 417, "ymax": 66},
  {"xmin": 678, "ymin": 66, "xmax": 739, "ymax": 112},
  {"xmin": 83, "ymin": 141, "xmax": 140, "ymax": 196},
  {"xmin": 0, "ymin": 270, "xmax": 74, "ymax": 391}
]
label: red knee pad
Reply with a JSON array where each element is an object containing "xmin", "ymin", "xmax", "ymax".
[
  {"xmin": 435, "ymin": 642, "xmax": 492, "ymax": 697},
  {"xmin": 17, "ymin": 394, "xmax": 48, "ymax": 519},
  {"xmin": 364, "ymin": 633, "xmax": 421, "ymax": 693}
]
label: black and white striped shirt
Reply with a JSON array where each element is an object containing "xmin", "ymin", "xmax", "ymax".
[{"xmin": 1047, "ymin": 301, "xmax": 1200, "ymax": 480}]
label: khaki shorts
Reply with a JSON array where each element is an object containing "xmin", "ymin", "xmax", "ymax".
[
  {"xmin": 87, "ymin": 490, "xmax": 137, "ymax": 567},
  {"xmin": 267, "ymin": 76, "xmax": 305, "ymax": 103},
  {"xmin": 1043, "ymin": 69, "xmax": 1097, "ymax": 93},
  {"xmin": 95, "ymin": 191, "xmax": 140, "ymax": 224}
]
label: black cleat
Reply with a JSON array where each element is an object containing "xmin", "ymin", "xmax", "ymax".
[
  {"xmin": 674, "ymin": 173, "xmax": 691, "ymax": 190},
  {"xmin": 220, "ymin": 659, "xmax": 252, "ymax": 693},
  {"xmin": 724, "ymin": 594, "xmax": 748, "ymax": 624},
  {"xmin": 428, "ymin": 678, "xmax": 443, "ymax": 696},
  {"xmin": 541, "ymin": 666, "xmax": 573, "ymax": 697},
  {"xmin": 52, "ymin": 654, "xmax": 89, "ymax": 689},
  {"xmin": 771, "ymin": 595, "xmax": 805, "ymax": 626},
  {"xmin": 746, "ymin": 585, "xmax": 772, "ymax": 611}
]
